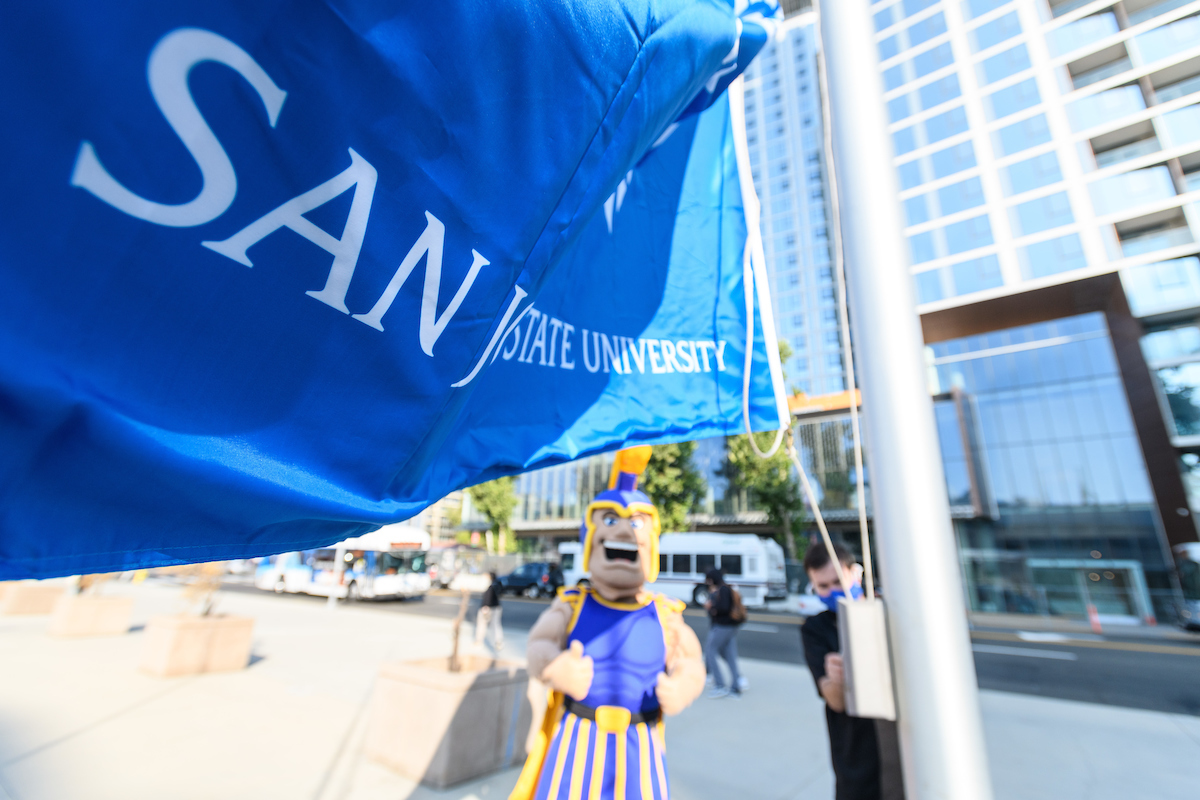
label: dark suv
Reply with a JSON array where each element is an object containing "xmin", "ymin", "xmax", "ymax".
[{"xmin": 499, "ymin": 562, "xmax": 563, "ymax": 598}]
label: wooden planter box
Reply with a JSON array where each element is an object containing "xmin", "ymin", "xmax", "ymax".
[
  {"xmin": 139, "ymin": 614, "xmax": 254, "ymax": 677},
  {"xmin": 0, "ymin": 581, "xmax": 65, "ymax": 615},
  {"xmin": 49, "ymin": 595, "xmax": 134, "ymax": 637},
  {"xmin": 365, "ymin": 656, "xmax": 534, "ymax": 789}
]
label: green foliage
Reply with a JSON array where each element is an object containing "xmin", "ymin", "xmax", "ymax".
[
  {"xmin": 641, "ymin": 442, "xmax": 708, "ymax": 533},
  {"xmin": 468, "ymin": 477, "xmax": 518, "ymax": 553},
  {"xmin": 777, "ymin": 338, "xmax": 794, "ymax": 388},
  {"xmin": 723, "ymin": 432, "xmax": 804, "ymax": 558}
]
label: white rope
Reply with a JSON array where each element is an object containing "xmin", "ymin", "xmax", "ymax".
[
  {"xmin": 742, "ymin": 244, "xmax": 786, "ymax": 458},
  {"xmin": 787, "ymin": 435, "xmax": 854, "ymax": 598},
  {"xmin": 727, "ymin": 75, "xmax": 789, "ymax": 459},
  {"xmin": 727, "ymin": 58, "xmax": 857, "ymax": 600},
  {"xmin": 816, "ymin": 31, "xmax": 875, "ymax": 601}
]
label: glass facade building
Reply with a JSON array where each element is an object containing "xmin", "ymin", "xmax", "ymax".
[
  {"xmin": 930, "ymin": 313, "xmax": 1172, "ymax": 620},
  {"xmin": 870, "ymin": 0, "xmax": 1200, "ymax": 622}
]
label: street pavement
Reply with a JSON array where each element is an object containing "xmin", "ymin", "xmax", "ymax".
[
  {"xmin": 1, "ymin": 580, "xmax": 1198, "ymax": 800},
  {"xmin": 250, "ymin": 586, "xmax": 1200, "ymax": 717}
]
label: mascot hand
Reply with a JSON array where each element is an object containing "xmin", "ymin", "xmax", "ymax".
[
  {"xmin": 543, "ymin": 640, "xmax": 594, "ymax": 701},
  {"xmin": 655, "ymin": 670, "xmax": 695, "ymax": 716}
]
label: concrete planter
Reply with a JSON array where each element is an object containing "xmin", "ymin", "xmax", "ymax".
[
  {"xmin": 139, "ymin": 614, "xmax": 254, "ymax": 677},
  {"xmin": 0, "ymin": 581, "xmax": 65, "ymax": 615},
  {"xmin": 49, "ymin": 595, "xmax": 134, "ymax": 637},
  {"xmin": 365, "ymin": 656, "xmax": 535, "ymax": 789}
]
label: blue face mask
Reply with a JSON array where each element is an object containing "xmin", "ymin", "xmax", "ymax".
[{"xmin": 819, "ymin": 583, "xmax": 864, "ymax": 612}]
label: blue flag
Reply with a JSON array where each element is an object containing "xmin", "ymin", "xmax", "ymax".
[{"xmin": 0, "ymin": 0, "xmax": 786, "ymax": 578}]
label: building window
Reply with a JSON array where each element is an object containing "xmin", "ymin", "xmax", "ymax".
[
  {"xmin": 914, "ymin": 41, "xmax": 955, "ymax": 80},
  {"xmin": 969, "ymin": 11, "xmax": 1021, "ymax": 53},
  {"xmin": 1088, "ymin": 166, "xmax": 1176, "ymax": 217},
  {"xmin": 931, "ymin": 141, "xmax": 977, "ymax": 179},
  {"xmin": 964, "ymin": 0, "xmax": 1013, "ymax": 21},
  {"xmin": 919, "ymin": 74, "xmax": 962, "ymax": 111},
  {"xmin": 925, "ymin": 106, "xmax": 970, "ymax": 145},
  {"xmin": 993, "ymin": 113, "xmax": 1052, "ymax": 156},
  {"xmin": 910, "ymin": 230, "xmax": 937, "ymax": 263},
  {"xmin": 978, "ymin": 43, "xmax": 1031, "ymax": 85},
  {"xmin": 906, "ymin": 194, "xmax": 931, "ymax": 226},
  {"xmin": 1067, "ymin": 85, "xmax": 1145, "ymax": 133},
  {"xmin": 1048, "ymin": 11, "xmax": 1118, "ymax": 58},
  {"xmin": 894, "ymin": 126, "xmax": 918, "ymax": 156},
  {"xmin": 1002, "ymin": 151, "xmax": 1062, "ymax": 196},
  {"xmin": 950, "ymin": 253, "xmax": 1003, "ymax": 295},
  {"xmin": 938, "ymin": 176, "xmax": 987, "ymax": 216},
  {"xmin": 899, "ymin": 159, "xmax": 924, "ymax": 190},
  {"xmin": 1009, "ymin": 191, "xmax": 1074, "ymax": 237},
  {"xmin": 1018, "ymin": 232, "xmax": 1086, "ymax": 278},
  {"xmin": 915, "ymin": 268, "xmax": 945, "ymax": 303},
  {"xmin": 985, "ymin": 77, "xmax": 1041, "ymax": 121},
  {"xmin": 1133, "ymin": 14, "xmax": 1200, "ymax": 64},
  {"xmin": 944, "ymin": 215, "xmax": 994, "ymax": 254}
]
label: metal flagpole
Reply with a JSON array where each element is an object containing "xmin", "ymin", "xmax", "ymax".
[{"xmin": 816, "ymin": 1, "xmax": 994, "ymax": 798}]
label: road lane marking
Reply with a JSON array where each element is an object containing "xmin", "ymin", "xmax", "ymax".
[
  {"xmin": 739, "ymin": 623, "xmax": 780, "ymax": 634},
  {"xmin": 972, "ymin": 643, "xmax": 1077, "ymax": 660},
  {"xmin": 1016, "ymin": 631, "xmax": 1102, "ymax": 643},
  {"xmin": 972, "ymin": 630, "xmax": 1200, "ymax": 657}
]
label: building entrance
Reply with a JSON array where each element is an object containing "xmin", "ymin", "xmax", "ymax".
[{"xmin": 1026, "ymin": 559, "xmax": 1155, "ymax": 625}]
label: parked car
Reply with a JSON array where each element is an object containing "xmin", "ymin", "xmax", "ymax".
[{"xmin": 499, "ymin": 562, "xmax": 563, "ymax": 598}]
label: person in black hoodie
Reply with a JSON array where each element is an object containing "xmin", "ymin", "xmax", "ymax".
[
  {"xmin": 704, "ymin": 568, "xmax": 742, "ymax": 698},
  {"xmin": 475, "ymin": 571, "xmax": 504, "ymax": 650},
  {"xmin": 800, "ymin": 543, "xmax": 904, "ymax": 800}
]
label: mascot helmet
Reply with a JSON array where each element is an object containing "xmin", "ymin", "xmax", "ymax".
[{"xmin": 580, "ymin": 446, "xmax": 661, "ymax": 582}]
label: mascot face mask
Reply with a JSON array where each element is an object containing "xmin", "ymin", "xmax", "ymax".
[{"xmin": 580, "ymin": 446, "xmax": 661, "ymax": 589}]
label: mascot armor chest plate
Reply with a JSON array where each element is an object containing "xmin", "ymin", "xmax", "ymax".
[{"xmin": 570, "ymin": 592, "xmax": 667, "ymax": 715}]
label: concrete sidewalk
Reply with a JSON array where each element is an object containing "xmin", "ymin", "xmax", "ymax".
[{"xmin": 0, "ymin": 582, "xmax": 1196, "ymax": 800}]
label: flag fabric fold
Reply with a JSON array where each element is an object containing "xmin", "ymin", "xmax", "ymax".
[{"xmin": 0, "ymin": 0, "xmax": 784, "ymax": 578}]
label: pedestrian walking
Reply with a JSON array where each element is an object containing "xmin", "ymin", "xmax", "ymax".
[
  {"xmin": 800, "ymin": 543, "xmax": 904, "ymax": 800},
  {"xmin": 703, "ymin": 568, "xmax": 745, "ymax": 698},
  {"xmin": 475, "ymin": 571, "xmax": 504, "ymax": 650}
]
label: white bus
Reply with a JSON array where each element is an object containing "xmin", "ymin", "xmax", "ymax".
[
  {"xmin": 649, "ymin": 533, "xmax": 787, "ymax": 608},
  {"xmin": 559, "ymin": 541, "xmax": 587, "ymax": 588},
  {"xmin": 558, "ymin": 533, "xmax": 787, "ymax": 608},
  {"xmin": 255, "ymin": 524, "xmax": 432, "ymax": 601}
]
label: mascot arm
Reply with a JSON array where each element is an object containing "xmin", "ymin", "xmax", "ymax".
[
  {"xmin": 525, "ymin": 598, "xmax": 572, "ymax": 680},
  {"xmin": 528, "ymin": 598, "xmax": 593, "ymax": 701},
  {"xmin": 655, "ymin": 610, "xmax": 706, "ymax": 716}
]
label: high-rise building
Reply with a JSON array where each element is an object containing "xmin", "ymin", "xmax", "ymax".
[
  {"xmin": 743, "ymin": 11, "xmax": 847, "ymax": 395},
  {"xmin": 868, "ymin": 0, "xmax": 1200, "ymax": 621}
]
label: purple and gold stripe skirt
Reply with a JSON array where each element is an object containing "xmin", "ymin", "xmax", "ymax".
[{"xmin": 533, "ymin": 710, "xmax": 670, "ymax": 800}]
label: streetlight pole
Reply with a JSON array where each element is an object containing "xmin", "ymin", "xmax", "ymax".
[{"xmin": 817, "ymin": 2, "xmax": 994, "ymax": 798}]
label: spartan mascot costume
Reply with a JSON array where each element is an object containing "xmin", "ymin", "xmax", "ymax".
[{"xmin": 510, "ymin": 446, "xmax": 705, "ymax": 800}]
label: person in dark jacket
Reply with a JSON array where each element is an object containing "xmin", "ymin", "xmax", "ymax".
[
  {"xmin": 704, "ymin": 568, "xmax": 742, "ymax": 698},
  {"xmin": 800, "ymin": 543, "xmax": 904, "ymax": 800},
  {"xmin": 475, "ymin": 571, "xmax": 504, "ymax": 650}
]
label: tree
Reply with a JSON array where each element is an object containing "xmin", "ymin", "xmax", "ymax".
[
  {"xmin": 723, "ymin": 432, "xmax": 805, "ymax": 561},
  {"xmin": 777, "ymin": 337, "xmax": 794, "ymax": 391},
  {"xmin": 468, "ymin": 477, "xmax": 519, "ymax": 554},
  {"xmin": 641, "ymin": 442, "xmax": 708, "ymax": 533}
]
